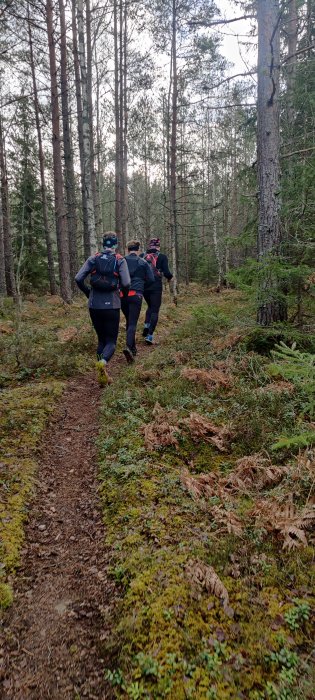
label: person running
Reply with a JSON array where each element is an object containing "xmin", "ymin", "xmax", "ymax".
[
  {"xmin": 75, "ymin": 233, "xmax": 130, "ymax": 385},
  {"xmin": 121, "ymin": 239, "xmax": 154, "ymax": 364},
  {"xmin": 142, "ymin": 237, "xmax": 173, "ymax": 344}
]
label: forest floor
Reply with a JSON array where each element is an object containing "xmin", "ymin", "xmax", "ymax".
[{"xmin": 0, "ymin": 287, "xmax": 315, "ymax": 699}]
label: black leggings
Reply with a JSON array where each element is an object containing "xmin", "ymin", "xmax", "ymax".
[
  {"xmin": 144, "ymin": 289, "xmax": 162, "ymax": 334},
  {"xmin": 121, "ymin": 295, "xmax": 142, "ymax": 351},
  {"xmin": 89, "ymin": 308, "xmax": 120, "ymax": 362}
]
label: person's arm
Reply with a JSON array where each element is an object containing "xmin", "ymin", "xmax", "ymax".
[
  {"xmin": 118, "ymin": 257, "xmax": 131, "ymax": 296},
  {"xmin": 75, "ymin": 256, "xmax": 96, "ymax": 298},
  {"xmin": 159, "ymin": 253, "xmax": 173, "ymax": 280}
]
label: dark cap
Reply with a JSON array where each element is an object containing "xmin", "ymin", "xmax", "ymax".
[
  {"xmin": 103, "ymin": 233, "xmax": 118, "ymax": 248},
  {"xmin": 149, "ymin": 237, "xmax": 160, "ymax": 248}
]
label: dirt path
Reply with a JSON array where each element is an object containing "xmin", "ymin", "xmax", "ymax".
[{"xmin": 1, "ymin": 371, "xmax": 118, "ymax": 699}]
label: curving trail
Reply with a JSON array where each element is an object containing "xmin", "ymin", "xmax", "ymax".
[{"xmin": 1, "ymin": 371, "xmax": 118, "ymax": 699}]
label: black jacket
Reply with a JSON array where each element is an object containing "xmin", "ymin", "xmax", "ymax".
[
  {"xmin": 143, "ymin": 249, "xmax": 173, "ymax": 292},
  {"xmin": 125, "ymin": 253, "xmax": 154, "ymax": 294}
]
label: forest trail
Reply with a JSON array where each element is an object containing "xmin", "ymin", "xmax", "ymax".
[{"xmin": 1, "ymin": 369, "xmax": 120, "ymax": 699}]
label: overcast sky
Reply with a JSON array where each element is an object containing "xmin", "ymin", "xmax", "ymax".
[{"xmin": 219, "ymin": 1, "xmax": 257, "ymax": 76}]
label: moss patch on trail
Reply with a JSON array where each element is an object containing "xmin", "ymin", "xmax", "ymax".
[
  {"xmin": 99, "ymin": 289, "xmax": 315, "ymax": 700},
  {"xmin": 0, "ymin": 293, "xmax": 95, "ymax": 611},
  {"xmin": 0, "ymin": 382, "xmax": 63, "ymax": 609}
]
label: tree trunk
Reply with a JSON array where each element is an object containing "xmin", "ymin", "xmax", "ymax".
[
  {"xmin": 72, "ymin": 0, "xmax": 89, "ymax": 257},
  {"xmin": 169, "ymin": 0, "xmax": 178, "ymax": 303},
  {"xmin": 122, "ymin": 0, "xmax": 128, "ymax": 243},
  {"xmin": 0, "ymin": 114, "xmax": 17, "ymax": 299},
  {"xmin": 58, "ymin": 0, "xmax": 78, "ymax": 291},
  {"xmin": 0, "ymin": 202, "xmax": 7, "ymax": 296},
  {"xmin": 257, "ymin": 0, "xmax": 287, "ymax": 325},
  {"xmin": 46, "ymin": 0, "xmax": 72, "ymax": 303},
  {"xmin": 28, "ymin": 5, "xmax": 57, "ymax": 296},
  {"xmin": 114, "ymin": 0, "xmax": 121, "ymax": 238},
  {"xmin": 76, "ymin": 0, "xmax": 96, "ymax": 255},
  {"xmin": 94, "ymin": 38, "xmax": 102, "ymax": 238},
  {"xmin": 86, "ymin": 0, "xmax": 98, "ymax": 229}
]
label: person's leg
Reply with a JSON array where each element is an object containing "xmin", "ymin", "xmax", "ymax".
[
  {"xmin": 89, "ymin": 308, "xmax": 107, "ymax": 357},
  {"xmin": 126, "ymin": 296, "xmax": 142, "ymax": 351},
  {"xmin": 147, "ymin": 290, "xmax": 162, "ymax": 335},
  {"xmin": 121, "ymin": 298, "xmax": 130, "ymax": 343},
  {"xmin": 143, "ymin": 291, "xmax": 152, "ymax": 328},
  {"xmin": 101, "ymin": 309, "xmax": 120, "ymax": 362}
]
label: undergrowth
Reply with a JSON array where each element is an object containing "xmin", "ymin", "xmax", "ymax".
[
  {"xmin": 98, "ymin": 289, "xmax": 315, "ymax": 699},
  {"xmin": 0, "ymin": 293, "xmax": 94, "ymax": 611}
]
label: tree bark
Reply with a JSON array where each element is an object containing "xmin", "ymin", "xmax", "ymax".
[
  {"xmin": 0, "ymin": 114, "xmax": 17, "ymax": 299},
  {"xmin": 76, "ymin": 0, "xmax": 96, "ymax": 255},
  {"xmin": 46, "ymin": 0, "xmax": 72, "ymax": 303},
  {"xmin": 0, "ymin": 200, "xmax": 7, "ymax": 295},
  {"xmin": 257, "ymin": 0, "xmax": 287, "ymax": 324},
  {"xmin": 58, "ymin": 0, "xmax": 78, "ymax": 291},
  {"xmin": 114, "ymin": 0, "xmax": 121, "ymax": 238},
  {"xmin": 86, "ymin": 0, "xmax": 98, "ymax": 229},
  {"xmin": 28, "ymin": 4, "xmax": 57, "ymax": 296},
  {"xmin": 169, "ymin": 0, "xmax": 178, "ymax": 303},
  {"xmin": 72, "ymin": 0, "xmax": 89, "ymax": 257}
]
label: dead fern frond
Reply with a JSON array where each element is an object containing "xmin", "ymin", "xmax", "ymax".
[
  {"xmin": 180, "ymin": 468, "xmax": 216, "ymax": 499},
  {"xmin": 183, "ymin": 412, "xmax": 232, "ymax": 452},
  {"xmin": 211, "ymin": 505, "xmax": 244, "ymax": 536},
  {"xmin": 174, "ymin": 351, "xmax": 191, "ymax": 364},
  {"xmin": 257, "ymin": 381, "xmax": 295, "ymax": 395},
  {"xmin": 181, "ymin": 367, "xmax": 232, "ymax": 390},
  {"xmin": 253, "ymin": 497, "xmax": 315, "ymax": 550},
  {"xmin": 223, "ymin": 454, "xmax": 287, "ymax": 493},
  {"xmin": 56, "ymin": 326, "xmax": 78, "ymax": 343},
  {"xmin": 212, "ymin": 330, "xmax": 243, "ymax": 351},
  {"xmin": 186, "ymin": 559, "xmax": 234, "ymax": 617},
  {"xmin": 143, "ymin": 405, "xmax": 179, "ymax": 451}
]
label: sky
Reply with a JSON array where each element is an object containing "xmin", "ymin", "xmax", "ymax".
[{"xmin": 219, "ymin": 1, "xmax": 257, "ymax": 76}]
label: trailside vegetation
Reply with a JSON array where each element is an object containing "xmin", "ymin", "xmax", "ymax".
[{"xmin": 97, "ymin": 288, "xmax": 315, "ymax": 699}]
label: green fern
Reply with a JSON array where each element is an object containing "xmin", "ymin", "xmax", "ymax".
[
  {"xmin": 272, "ymin": 431, "xmax": 315, "ymax": 451},
  {"xmin": 268, "ymin": 342, "xmax": 315, "ymax": 418}
]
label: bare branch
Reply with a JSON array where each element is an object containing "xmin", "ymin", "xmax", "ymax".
[
  {"xmin": 188, "ymin": 14, "xmax": 256, "ymax": 28},
  {"xmin": 281, "ymin": 146, "xmax": 315, "ymax": 159}
]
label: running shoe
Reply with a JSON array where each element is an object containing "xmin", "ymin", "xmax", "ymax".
[
  {"xmin": 145, "ymin": 334, "xmax": 154, "ymax": 345},
  {"xmin": 96, "ymin": 359, "xmax": 112, "ymax": 386},
  {"xmin": 123, "ymin": 347, "xmax": 135, "ymax": 364}
]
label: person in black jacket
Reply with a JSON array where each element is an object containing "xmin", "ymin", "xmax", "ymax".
[
  {"xmin": 142, "ymin": 237, "xmax": 173, "ymax": 344},
  {"xmin": 75, "ymin": 232, "xmax": 130, "ymax": 384},
  {"xmin": 121, "ymin": 240, "xmax": 154, "ymax": 363}
]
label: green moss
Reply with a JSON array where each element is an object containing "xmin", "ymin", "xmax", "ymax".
[
  {"xmin": 98, "ymin": 290, "xmax": 315, "ymax": 699},
  {"xmin": 0, "ymin": 582, "xmax": 13, "ymax": 609}
]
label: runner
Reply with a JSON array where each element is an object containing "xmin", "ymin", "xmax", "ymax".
[
  {"xmin": 121, "ymin": 239, "xmax": 154, "ymax": 364},
  {"xmin": 75, "ymin": 233, "xmax": 130, "ymax": 385},
  {"xmin": 143, "ymin": 237, "xmax": 173, "ymax": 344}
]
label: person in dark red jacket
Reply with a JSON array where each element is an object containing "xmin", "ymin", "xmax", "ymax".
[{"xmin": 142, "ymin": 237, "xmax": 173, "ymax": 344}]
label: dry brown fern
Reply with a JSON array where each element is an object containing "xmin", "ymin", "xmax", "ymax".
[
  {"xmin": 211, "ymin": 505, "xmax": 244, "ymax": 537},
  {"xmin": 183, "ymin": 412, "xmax": 232, "ymax": 452},
  {"xmin": 143, "ymin": 403, "xmax": 179, "ymax": 451},
  {"xmin": 181, "ymin": 367, "xmax": 232, "ymax": 390},
  {"xmin": 253, "ymin": 497, "xmax": 315, "ymax": 550},
  {"xmin": 56, "ymin": 326, "xmax": 78, "ymax": 343},
  {"xmin": 257, "ymin": 381, "xmax": 295, "ymax": 395},
  {"xmin": 180, "ymin": 468, "xmax": 217, "ymax": 499},
  {"xmin": 223, "ymin": 454, "xmax": 287, "ymax": 493},
  {"xmin": 211, "ymin": 330, "xmax": 243, "ymax": 352},
  {"xmin": 186, "ymin": 559, "xmax": 234, "ymax": 616}
]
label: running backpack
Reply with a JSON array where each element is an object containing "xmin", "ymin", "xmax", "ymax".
[
  {"xmin": 90, "ymin": 253, "xmax": 119, "ymax": 291},
  {"xmin": 144, "ymin": 252, "xmax": 161, "ymax": 278}
]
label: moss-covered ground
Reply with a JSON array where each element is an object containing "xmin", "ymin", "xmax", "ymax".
[
  {"xmin": 98, "ymin": 287, "xmax": 315, "ymax": 700},
  {"xmin": 0, "ymin": 294, "xmax": 93, "ymax": 610}
]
